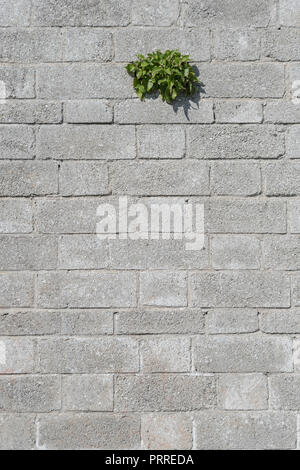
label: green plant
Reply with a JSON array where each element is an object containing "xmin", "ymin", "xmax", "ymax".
[{"xmin": 126, "ymin": 50, "xmax": 201, "ymax": 104}]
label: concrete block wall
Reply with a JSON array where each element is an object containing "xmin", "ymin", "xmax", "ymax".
[{"xmin": 0, "ymin": 0, "xmax": 300, "ymax": 450}]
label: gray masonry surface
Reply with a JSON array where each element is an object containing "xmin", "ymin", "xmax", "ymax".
[{"xmin": 1, "ymin": 0, "xmax": 300, "ymax": 450}]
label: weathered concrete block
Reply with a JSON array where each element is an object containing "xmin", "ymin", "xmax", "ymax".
[
  {"xmin": 0, "ymin": 66, "xmax": 34, "ymax": 98},
  {"xmin": 37, "ymin": 271, "xmax": 137, "ymax": 308},
  {"xmin": 187, "ymin": 125, "xmax": 284, "ymax": 159},
  {"xmin": 211, "ymin": 162, "xmax": 261, "ymax": 195},
  {"xmin": 0, "ymin": 415, "xmax": 35, "ymax": 449},
  {"xmin": 0, "ymin": 199, "xmax": 33, "ymax": 233},
  {"xmin": 61, "ymin": 310, "xmax": 113, "ymax": 335},
  {"xmin": 193, "ymin": 335, "xmax": 293, "ymax": 372},
  {"xmin": 32, "ymin": 0, "xmax": 131, "ymax": 26},
  {"xmin": 0, "ymin": 101, "xmax": 62, "ymax": 124},
  {"xmin": 294, "ymin": 338, "xmax": 300, "ymax": 370},
  {"xmin": 115, "ymin": 28, "xmax": 210, "ymax": 62},
  {"xmin": 215, "ymin": 101, "xmax": 263, "ymax": 123},
  {"xmin": 0, "ymin": 273, "xmax": 34, "ymax": 308},
  {"xmin": 110, "ymin": 161, "xmax": 210, "ymax": 195},
  {"xmin": 205, "ymin": 309, "xmax": 259, "ymax": 334},
  {"xmin": 197, "ymin": 64, "xmax": 284, "ymax": 98},
  {"xmin": 0, "ymin": 125, "xmax": 34, "ymax": 159},
  {"xmin": 190, "ymin": 272, "xmax": 290, "ymax": 308},
  {"xmin": 260, "ymin": 309, "xmax": 300, "ymax": 334},
  {"xmin": 269, "ymin": 375, "xmax": 300, "ymax": 410},
  {"xmin": 0, "ymin": 161, "xmax": 58, "ymax": 196},
  {"xmin": 142, "ymin": 413, "xmax": 192, "ymax": 450},
  {"xmin": 115, "ymin": 99, "xmax": 214, "ymax": 124},
  {"xmin": 37, "ymin": 65, "xmax": 134, "ymax": 99},
  {"xmin": 182, "ymin": 0, "xmax": 276, "ymax": 27},
  {"xmin": 263, "ymin": 235, "xmax": 300, "ymax": 270},
  {"xmin": 0, "ymin": 337, "xmax": 35, "ymax": 373},
  {"xmin": 286, "ymin": 125, "xmax": 300, "ymax": 158},
  {"xmin": 0, "ymin": 235, "xmax": 57, "ymax": 270},
  {"xmin": 132, "ymin": 0, "xmax": 180, "ymax": 26},
  {"xmin": 115, "ymin": 309, "xmax": 205, "ymax": 335},
  {"xmin": 36, "ymin": 198, "xmax": 100, "ymax": 233},
  {"xmin": 292, "ymin": 276, "xmax": 300, "ymax": 306},
  {"xmin": 140, "ymin": 271, "xmax": 187, "ymax": 307},
  {"xmin": 59, "ymin": 162, "xmax": 109, "ymax": 196},
  {"xmin": 37, "ymin": 414, "xmax": 140, "ymax": 450},
  {"xmin": 38, "ymin": 337, "xmax": 139, "ymax": 373},
  {"xmin": 37, "ymin": 125, "xmax": 135, "ymax": 160},
  {"xmin": 264, "ymin": 162, "xmax": 300, "ymax": 196},
  {"xmin": 140, "ymin": 337, "xmax": 190, "ymax": 372},
  {"xmin": 115, "ymin": 374, "xmax": 217, "ymax": 411},
  {"xmin": 0, "ymin": 375, "xmax": 61, "ymax": 412},
  {"xmin": 194, "ymin": 411, "xmax": 296, "ymax": 449},
  {"xmin": 0, "ymin": 0, "xmax": 31, "ymax": 26},
  {"xmin": 262, "ymin": 28, "xmax": 300, "ymax": 61},
  {"xmin": 109, "ymin": 239, "xmax": 209, "ymax": 270},
  {"xmin": 62, "ymin": 375, "xmax": 113, "ymax": 411},
  {"xmin": 58, "ymin": 235, "xmax": 109, "ymax": 270},
  {"xmin": 218, "ymin": 374, "xmax": 268, "ymax": 410},
  {"xmin": 213, "ymin": 29, "xmax": 261, "ymax": 61},
  {"xmin": 208, "ymin": 199, "xmax": 286, "ymax": 234},
  {"xmin": 0, "ymin": 28, "xmax": 63, "ymax": 62},
  {"xmin": 0, "ymin": 310, "xmax": 61, "ymax": 336},
  {"xmin": 64, "ymin": 29, "xmax": 113, "ymax": 62},
  {"xmin": 265, "ymin": 102, "xmax": 300, "ymax": 123},
  {"xmin": 64, "ymin": 100, "xmax": 113, "ymax": 123},
  {"xmin": 279, "ymin": 0, "xmax": 300, "ymax": 26},
  {"xmin": 289, "ymin": 201, "xmax": 300, "ymax": 233},
  {"xmin": 211, "ymin": 235, "xmax": 260, "ymax": 270},
  {"xmin": 137, "ymin": 125, "xmax": 185, "ymax": 159}
]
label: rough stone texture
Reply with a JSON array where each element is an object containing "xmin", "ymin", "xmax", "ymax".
[
  {"xmin": 137, "ymin": 125, "xmax": 185, "ymax": 159},
  {"xmin": 191, "ymin": 272, "xmax": 290, "ymax": 308},
  {"xmin": 36, "ymin": 271, "xmax": 137, "ymax": 308},
  {"xmin": 141, "ymin": 413, "xmax": 192, "ymax": 450},
  {"xmin": 37, "ymin": 414, "xmax": 140, "ymax": 450},
  {"xmin": 269, "ymin": 375, "xmax": 300, "ymax": 410},
  {"xmin": 115, "ymin": 374, "xmax": 217, "ymax": 411},
  {"xmin": 193, "ymin": 335, "xmax": 293, "ymax": 372},
  {"xmin": 213, "ymin": 30, "xmax": 261, "ymax": 61},
  {"xmin": 140, "ymin": 337, "xmax": 190, "ymax": 372},
  {"xmin": 37, "ymin": 125, "xmax": 136, "ymax": 160},
  {"xmin": 0, "ymin": 161, "xmax": 58, "ymax": 196},
  {"xmin": 0, "ymin": 125, "xmax": 34, "ymax": 159},
  {"xmin": 62, "ymin": 375, "xmax": 113, "ymax": 411},
  {"xmin": 0, "ymin": 375, "xmax": 61, "ymax": 412},
  {"xmin": 110, "ymin": 161, "xmax": 210, "ymax": 195},
  {"xmin": 115, "ymin": 28, "xmax": 210, "ymax": 62},
  {"xmin": 140, "ymin": 271, "xmax": 187, "ymax": 307},
  {"xmin": 187, "ymin": 125, "xmax": 284, "ymax": 159},
  {"xmin": 59, "ymin": 162, "xmax": 109, "ymax": 196},
  {"xmin": 211, "ymin": 235, "xmax": 261, "ymax": 270},
  {"xmin": 211, "ymin": 162, "xmax": 261, "ymax": 196},
  {"xmin": 1, "ymin": 0, "xmax": 299, "ymax": 450},
  {"xmin": 132, "ymin": 0, "xmax": 180, "ymax": 26},
  {"xmin": 182, "ymin": 0, "xmax": 276, "ymax": 27},
  {"xmin": 260, "ymin": 310, "xmax": 300, "ymax": 333},
  {"xmin": 115, "ymin": 309, "xmax": 205, "ymax": 335},
  {"xmin": 205, "ymin": 309, "xmax": 259, "ymax": 334},
  {"xmin": 0, "ymin": 337, "xmax": 35, "ymax": 373},
  {"xmin": 38, "ymin": 337, "xmax": 139, "ymax": 373},
  {"xmin": 64, "ymin": 101, "xmax": 113, "ymax": 124},
  {"xmin": 218, "ymin": 374, "xmax": 268, "ymax": 410},
  {"xmin": 215, "ymin": 101, "xmax": 263, "ymax": 123},
  {"xmin": 194, "ymin": 411, "xmax": 296, "ymax": 450}
]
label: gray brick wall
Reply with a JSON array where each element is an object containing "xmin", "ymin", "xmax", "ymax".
[{"xmin": 0, "ymin": 0, "xmax": 300, "ymax": 450}]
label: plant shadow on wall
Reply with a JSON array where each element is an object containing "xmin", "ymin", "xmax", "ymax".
[{"xmin": 126, "ymin": 50, "xmax": 205, "ymax": 120}]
